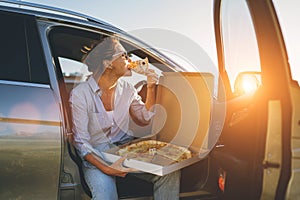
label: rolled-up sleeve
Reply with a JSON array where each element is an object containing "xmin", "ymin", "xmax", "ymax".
[
  {"xmin": 130, "ymin": 91, "xmax": 155, "ymax": 123},
  {"xmin": 69, "ymin": 89, "xmax": 92, "ymax": 158}
]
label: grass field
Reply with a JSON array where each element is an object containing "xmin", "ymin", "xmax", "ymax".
[{"xmin": 0, "ymin": 138, "xmax": 61, "ymax": 199}]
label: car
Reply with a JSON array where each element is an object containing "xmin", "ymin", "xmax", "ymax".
[{"xmin": 0, "ymin": 0, "xmax": 299, "ymax": 199}]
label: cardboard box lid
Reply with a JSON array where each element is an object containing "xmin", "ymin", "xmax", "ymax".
[{"xmin": 151, "ymin": 72, "xmax": 214, "ymax": 157}]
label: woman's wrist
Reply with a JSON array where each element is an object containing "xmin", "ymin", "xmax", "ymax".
[{"xmin": 147, "ymin": 83, "xmax": 155, "ymax": 89}]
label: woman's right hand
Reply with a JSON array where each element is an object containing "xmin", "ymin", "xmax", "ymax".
[
  {"xmin": 108, "ymin": 157, "xmax": 139, "ymax": 177},
  {"xmin": 85, "ymin": 153, "xmax": 138, "ymax": 177}
]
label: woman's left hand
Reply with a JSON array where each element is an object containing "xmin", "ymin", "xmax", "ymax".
[{"xmin": 146, "ymin": 69, "xmax": 158, "ymax": 87}]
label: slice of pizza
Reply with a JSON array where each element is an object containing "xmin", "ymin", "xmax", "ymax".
[
  {"xmin": 128, "ymin": 57, "xmax": 149, "ymax": 75},
  {"xmin": 157, "ymin": 144, "xmax": 192, "ymax": 162}
]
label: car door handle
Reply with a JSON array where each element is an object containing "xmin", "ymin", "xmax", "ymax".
[{"xmin": 262, "ymin": 160, "xmax": 280, "ymax": 169}]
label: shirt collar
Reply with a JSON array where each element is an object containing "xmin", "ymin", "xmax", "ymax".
[
  {"xmin": 87, "ymin": 76, "xmax": 101, "ymax": 95},
  {"xmin": 87, "ymin": 75, "xmax": 121, "ymax": 96}
]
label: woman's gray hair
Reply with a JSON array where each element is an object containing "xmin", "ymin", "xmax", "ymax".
[{"xmin": 82, "ymin": 36, "xmax": 126, "ymax": 78}]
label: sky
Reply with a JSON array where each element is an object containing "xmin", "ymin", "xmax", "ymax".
[
  {"xmin": 273, "ymin": 0, "xmax": 300, "ymax": 83},
  {"xmin": 13, "ymin": 0, "xmax": 300, "ymax": 83}
]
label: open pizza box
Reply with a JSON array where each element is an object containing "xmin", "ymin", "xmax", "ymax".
[{"xmin": 102, "ymin": 72, "xmax": 219, "ymax": 176}]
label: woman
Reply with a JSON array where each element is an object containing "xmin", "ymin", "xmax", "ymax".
[{"xmin": 69, "ymin": 36, "xmax": 180, "ymax": 200}]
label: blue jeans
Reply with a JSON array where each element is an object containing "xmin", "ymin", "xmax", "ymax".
[
  {"xmin": 83, "ymin": 167, "xmax": 118, "ymax": 200},
  {"xmin": 83, "ymin": 142, "xmax": 180, "ymax": 200},
  {"xmin": 84, "ymin": 167, "xmax": 180, "ymax": 200},
  {"xmin": 131, "ymin": 171, "xmax": 181, "ymax": 200}
]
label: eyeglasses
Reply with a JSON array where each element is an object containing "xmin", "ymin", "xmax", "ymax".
[
  {"xmin": 112, "ymin": 52, "xmax": 128, "ymax": 60},
  {"xmin": 121, "ymin": 52, "xmax": 129, "ymax": 60}
]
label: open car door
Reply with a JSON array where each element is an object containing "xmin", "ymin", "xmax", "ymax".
[{"xmin": 207, "ymin": 0, "xmax": 299, "ymax": 199}]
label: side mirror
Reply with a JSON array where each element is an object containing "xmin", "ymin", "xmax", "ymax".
[{"xmin": 234, "ymin": 71, "xmax": 261, "ymax": 96}]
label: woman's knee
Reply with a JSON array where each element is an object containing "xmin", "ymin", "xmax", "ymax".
[{"xmin": 84, "ymin": 168, "xmax": 118, "ymax": 200}]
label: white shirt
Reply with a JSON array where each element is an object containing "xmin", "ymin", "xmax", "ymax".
[{"xmin": 69, "ymin": 76, "xmax": 154, "ymax": 159}]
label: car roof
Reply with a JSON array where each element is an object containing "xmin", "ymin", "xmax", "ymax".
[{"xmin": 0, "ymin": 0, "xmax": 122, "ymax": 32}]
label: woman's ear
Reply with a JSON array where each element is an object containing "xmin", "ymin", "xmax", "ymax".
[{"xmin": 103, "ymin": 59, "xmax": 112, "ymax": 69}]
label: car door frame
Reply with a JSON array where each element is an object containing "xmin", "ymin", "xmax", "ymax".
[
  {"xmin": 248, "ymin": 1, "xmax": 292, "ymax": 199},
  {"xmin": 213, "ymin": 0, "xmax": 292, "ymax": 199}
]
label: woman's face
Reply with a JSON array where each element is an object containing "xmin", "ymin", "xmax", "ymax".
[{"xmin": 111, "ymin": 52, "xmax": 132, "ymax": 77}]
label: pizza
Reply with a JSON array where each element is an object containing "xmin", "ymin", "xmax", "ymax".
[
  {"xmin": 116, "ymin": 140, "xmax": 192, "ymax": 163},
  {"xmin": 128, "ymin": 57, "xmax": 149, "ymax": 75}
]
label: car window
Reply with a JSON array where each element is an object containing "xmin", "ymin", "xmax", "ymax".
[
  {"xmin": 0, "ymin": 11, "xmax": 49, "ymax": 84},
  {"xmin": 58, "ymin": 57, "xmax": 90, "ymax": 92},
  {"xmin": 221, "ymin": 0, "xmax": 261, "ymax": 96}
]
